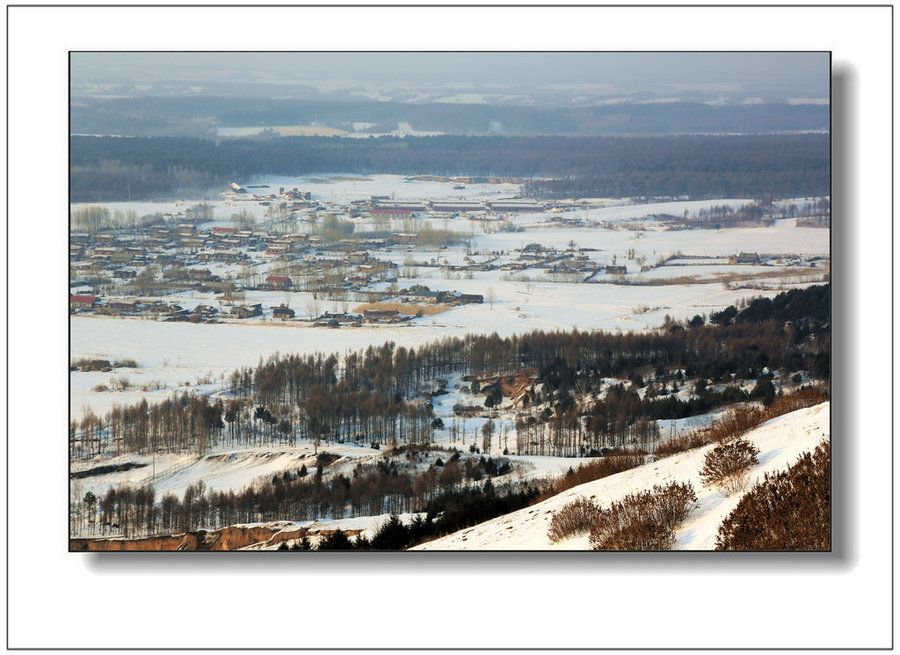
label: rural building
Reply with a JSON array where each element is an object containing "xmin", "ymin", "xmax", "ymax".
[
  {"xmin": 232, "ymin": 304, "xmax": 263, "ymax": 319},
  {"xmin": 374, "ymin": 201, "xmax": 428, "ymax": 212},
  {"xmin": 429, "ymin": 201, "xmax": 486, "ymax": 213},
  {"xmin": 364, "ymin": 309, "xmax": 401, "ymax": 322},
  {"xmin": 733, "ymin": 252, "xmax": 761, "ymax": 264},
  {"xmin": 486, "ymin": 200, "xmax": 544, "ymax": 212},
  {"xmin": 70, "ymin": 294, "xmax": 99, "ymax": 311},
  {"xmin": 265, "ymin": 275, "xmax": 293, "ymax": 290},
  {"xmin": 370, "ymin": 208, "xmax": 412, "ymax": 218},
  {"xmin": 194, "ymin": 305, "xmax": 219, "ymax": 317},
  {"xmin": 272, "ymin": 305, "xmax": 296, "ymax": 320},
  {"xmin": 605, "ymin": 265, "xmax": 628, "ymax": 275},
  {"xmin": 105, "ymin": 299, "xmax": 141, "ymax": 314}
]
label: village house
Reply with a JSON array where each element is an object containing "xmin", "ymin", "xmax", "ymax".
[
  {"xmin": 320, "ymin": 311, "xmax": 362, "ymax": 324},
  {"xmin": 346, "ymin": 250, "xmax": 369, "ymax": 264},
  {"xmin": 70, "ymin": 294, "xmax": 99, "ymax": 311},
  {"xmin": 265, "ymin": 275, "xmax": 293, "ymax": 290},
  {"xmin": 194, "ymin": 304, "xmax": 219, "ymax": 318},
  {"xmin": 272, "ymin": 305, "xmax": 296, "ymax": 320},
  {"xmin": 363, "ymin": 309, "xmax": 402, "ymax": 323},
  {"xmin": 400, "ymin": 284, "xmax": 443, "ymax": 303},
  {"xmin": 732, "ymin": 252, "xmax": 761, "ymax": 264},
  {"xmin": 99, "ymin": 299, "xmax": 141, "ymax": 315},
  {"xmin": 232, "ymin": 304, "xmax": 263, "ymax": 319},
  {"xmin": 605, "ymin": 265, "xmax": 628, "ymax": 275},
  {"xmin": 187, "ymin": 268, "xmax": 218, "ymax": 282}
]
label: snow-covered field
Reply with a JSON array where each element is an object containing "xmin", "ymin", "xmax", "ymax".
[
  {"xmin": 70, "ymin": 442, "xmax": 380, "ymax": 502},
  {"xmin": 71, "ymin": 269, "xmax": 815, "ymax": 416},
  {"xmin": 412, "ymin": 402, "xmax": 829, "ymax": 550}
]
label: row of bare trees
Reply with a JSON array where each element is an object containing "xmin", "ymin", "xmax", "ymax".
[
  {"xmin": 73, "ymin": 287, "xmax": 828, "ymax": 461},
  {"xmin": 73, "ymin": 453, "xmax": 511, "ymax": 538}
]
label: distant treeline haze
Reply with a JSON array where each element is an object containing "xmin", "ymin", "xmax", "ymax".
[
  {"xmin": 70, "ymin": 96, "xmax": 829, "ymax": 138},
  {"xmin": 70, "ymin": 134, "xmax": 829, "ymax": 201}
]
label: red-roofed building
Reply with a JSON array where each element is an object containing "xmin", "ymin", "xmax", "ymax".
[
  {"xmin": 212, "ymin": 226, "xmax": 237, "ymax": 236},
  {"xmin": 70, "ymin": 294, "xmax": 98, "ymax": 310},
  {"xmin": 265, "ymin": 275, "xmax": 293, "ymax": 290}
]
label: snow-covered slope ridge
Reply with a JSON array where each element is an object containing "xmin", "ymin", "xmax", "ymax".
[{"xmin": 412, "ymin": 402, "xmax": 829, "ymax": 550}]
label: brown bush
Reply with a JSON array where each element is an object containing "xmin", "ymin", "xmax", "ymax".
[
  {"xmin": 654, "ymin": 387, "xmax": 830, "ymax": 458},
  {"xmin": 547, "ymin": 497, "xmax": 602, "ymax": 543},
  {"xmin": 699, "ymin": 438, "xmax": 761, "ymax": 496},
  {"xmin": 653, "ymin": 430, "xmax": 709, "ymax": 457},
  {"xmin": 703, "ymin": 406, "xmax": 766, "ymax": 444},
  {"xmin": 589, "ymin": 481, "xmax": 698, "ymax": 551},
  {"xmin": 764, "ymin": 386, "xmax": 830, "ymax": 416},
  {"xmin": 536, "ymin": 453, "xmax": 646, "ymax": 503},
  {"xmin": 716, "ymin": 440, "xmax": 830, "ymax": 551}
]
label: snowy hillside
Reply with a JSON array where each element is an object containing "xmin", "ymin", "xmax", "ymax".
[{"xmin": 412, "ymin": 402, "xmax": 829, "ymax": 550}]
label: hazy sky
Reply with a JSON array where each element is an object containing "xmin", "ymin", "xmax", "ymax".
[{"xmin": 71, "ymin": 52, "xmax": 829, "ymax": 104}]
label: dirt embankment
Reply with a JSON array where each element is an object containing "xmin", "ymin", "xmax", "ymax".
[
  {"xmin": 71, "ymin": 525, "xmax": 284, "ymax": 551},
  {"xmin": 71, "ymin": 524, "xmax": 363, "ymax": 551},
  {"xmin": 473, "ymin": 368, "xmax": 538, "ymax": 405}
]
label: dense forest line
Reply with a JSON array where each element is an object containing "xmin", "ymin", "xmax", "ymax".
[
  {"xmin": 71, "ymin": 96, "xmax": 829, "ymax": 138},
  {"xmin": 70, "ymin": 133, "xmax": 829, "ymax": 201},
  {"xmin": 72, "ymin": 285, "xmax": 830, "ymax": 462}
]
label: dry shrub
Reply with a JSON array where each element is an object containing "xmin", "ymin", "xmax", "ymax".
[
  {"xmin": 703, "ymin": 406, "xmax": 766, "ymax": 444},
  {"xmin": 354, "ymin": 302, "xmax": 449, "ymax": 316},
  {"xmin": 547, "ymin": 497, "xmax": 602, "ymax": 543},
  {"xmin": 654, "ymin": 430, "xmax": 709, "ymax": 457},
  {"xmin": 699, "ymin": 438, "xmax": 761, "ymax": 496},
  {"xmin": 536, "ymin": 453, "xmax": 646, "ymax": 503},
  {"xmin": 764, "ymin": 386, "xmax": 830, "ymax": 415},
  {"xmin": 716, "ymin": 440, "xmax": 830, "ymax": 551},
  {"xmin": 589, "ymin": 481, "xmax": 698, "ymax": 551},
  {"xmin": 655, "ymin": 387, "xmax": 830, "ymax": 458}
]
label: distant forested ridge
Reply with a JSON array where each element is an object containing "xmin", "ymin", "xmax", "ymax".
[
  {"xmin": 70, "ymin": 133, "xmax": 829, "ymax": 202},
  {"xmin": 70, "ymin": 96, "xmax": 829, "ymax": 138}
]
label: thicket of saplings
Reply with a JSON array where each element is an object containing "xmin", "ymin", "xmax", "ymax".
[
  {"xmin": 72, "ymin": 285, "xmax": 829, "ymax": 463},
  {"xmin": 716, "ymin": 440, "xmax": 830, "ymax": 551},
  {"xmin": 73, "ymin": 448, "xmax": 535, "ymax": 544}
]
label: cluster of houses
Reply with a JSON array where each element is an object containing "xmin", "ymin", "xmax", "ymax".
[
  {"xmin": 70, "ymin": 294, "xmax": 282, "ymax": 323},
  {"xmin": 310, "ymin": 309, "xmax": 412, "ymax": 328},
  {"xmin": 397, "ymin": 284, "xmax": 483, "ymax": 306}
]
